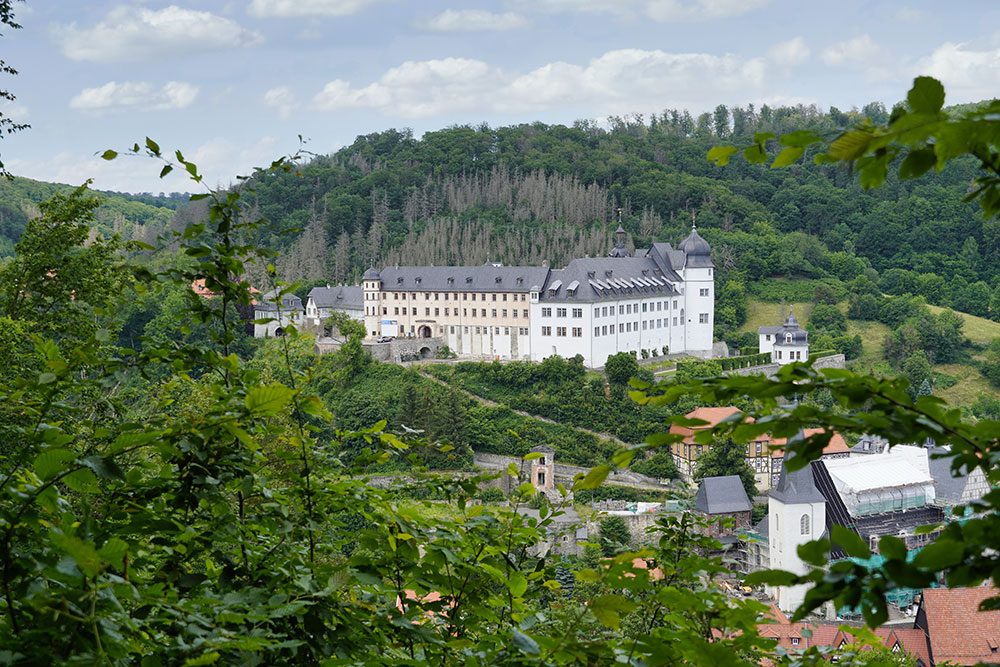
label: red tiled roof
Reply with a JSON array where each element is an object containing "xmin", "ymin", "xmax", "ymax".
[
  {"xmin": 770, "ymin": 429, "xmax": 850, "ymax": 458},
  {"xmin": 920, "ymin": 586, "xmax": 1000, "ymax": 665},
  {"xmin": 669, "ymin": 406, "xmax": 744, "ymax": 443}
]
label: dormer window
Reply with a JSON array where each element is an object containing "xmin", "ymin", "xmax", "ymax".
[
  {"xmin": 495, "ymin": 276, "xmax": 502, "ymax": 283},
  {"xmin": 447, "ymin": 277, "xmax": 454, "ymax": 284},
  {"xmin": 466, "ymin": 277, "xmax": 473, "ymax": 283},
  {"xmin": 397, "ymin": 277, "xmax": 404, "ymax": 284},
  {"xmin": 785, "ymin": 333, "xmax": 792, "ymax": 343},
  {"xmin": 415, "ymin": 277, "xmax": 421, "ymax": 284},
  {"xmin": 516, "ymin": 277, "xmax": 523, "ymax": 284}
]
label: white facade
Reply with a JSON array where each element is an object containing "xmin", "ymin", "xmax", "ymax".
[
  {"xmin": 759, "ymin": 310, "xmax": 809, "ymax": 366},
  {"xmin": 253, "ymin": 291, "xmax": 304, "ymax": 338},
  {"xmin": 768, "ymin": 464, "xmax": 827, "ymax": 613},
  {"xmin": 305, "ymin": 285, "xmax": 364, "ymax": 332},
  {"xmin": 352, "ymin": 226, "xmax": 715, "ymax": 367}
]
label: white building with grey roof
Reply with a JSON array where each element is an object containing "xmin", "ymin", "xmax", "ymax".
[
  {"xmin": 758, "ymin": 309, "xmax": 809, "ymax": 365},
  {"xmin": 530, "ymin": 225, "xmax": 715, "ymax": 367},
  {"xmin": 305, "ymin": 285, "xmax": 363, "ymax": 333},
  {"xmin": 358, "ymin": 224, "xmax": 715, "ymax": 366}
]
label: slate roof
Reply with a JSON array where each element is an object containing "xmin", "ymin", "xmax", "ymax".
[
  {"xmin": 770, "ymin": 460, "xmax": 825, "ymax": 504},
  {"xmin": 678, "ymin": 227, "xmax": 714, "ymax": 267},
  {"xmin": 538, "ymin": 256, "xmax": 681, "ymax": 303},
  {"xmin": 918, "ymin": 586, "xmax": 1000, "ymax": 665},
  {"xmin": 255, "ymin": 289, "xmax": 303, "ymax": 312},
  {"xmin": 759, "ymin": 309, "xmax": 808, "ymax": 345},
  {"xmin": 694, "ymin": 475, "xmax": 752, "ymax": 514},
  {"xmin": 376, "ymin": 264, "xmax": 549, "ymax": 293},
  {"xmin": 308, "ymin": 285, "xmax": 363, "ymax": 310},
  {"xmin": 927, "ymin": 446, "xmax": 972, "ymax": 505}
]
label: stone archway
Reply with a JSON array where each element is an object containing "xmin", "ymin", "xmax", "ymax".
[
  {"xmin": 274, "ymin": 327, "xmax": 285, "ymax": 337},
  {"xmin": 419, "ymin": 346, "xmax": 432, "ymax": 359},
  {"xmin": 418, "ymin": 325, "xmax": 432, "ymax": 338}
]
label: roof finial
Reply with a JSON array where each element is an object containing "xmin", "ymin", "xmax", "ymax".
[
  {"xmin": 691, "ymin": 210, "xmax": 697, "ymax": 231},
  {"xmin": 617, "ymin": 207, "xmax": 623, "ymax": 225}
]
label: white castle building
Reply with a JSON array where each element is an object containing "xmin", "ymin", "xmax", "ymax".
[{"xmin": 284, "ymin": 224, "xmax": 713, "ymax": 368}]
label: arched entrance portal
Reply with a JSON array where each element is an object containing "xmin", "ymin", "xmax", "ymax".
[
  {"xmin": 418, "ymin": 325, "xmax": 432, "ymax": 338},
  {"xmin": 419, "ymin": 347, "xmax": 432, "ymax": 359}
]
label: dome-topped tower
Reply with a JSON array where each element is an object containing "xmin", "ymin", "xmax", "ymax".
[
  {"xmin": 679, "ymin": 226, "xmax": 711, "ymax": 257},
  {"xmin": 363, "ymin": 266, "xmax": 381, "ymax": 280},
  {"xmin": 608, "ymin": 222, "xmax": 631, "ymax": 258}
]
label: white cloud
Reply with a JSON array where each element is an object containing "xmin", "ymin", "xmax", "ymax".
[
  {"xmin": 69, "ymin": 81, "xmax": 199, "ymax": 112},
  {"xmin": 56, "ymin": 5, "xmax": 262, "ymax": 63},
  {"xmin": 643, "ymin": 0, "xmax": 771, "ymax": 22},
  {"xmin": 767, "ymin": 37, "xmax": 810, "ymax": 66},
  {"xmin": 527, "ymin": 0, "xmax": 770, "ymax": 22},
  {"xmin": 917, "ymin": 41, "xmax": 1000, "ymax": 103},
  {"xmin": 8, "ymin": 136, "xmax": 284, "ymax": 194},
  {"xmin": 263, "ymin": 86, "xmax": 298, "ymax": 119},
  {"xmin": 821, "ymin": 34, "xmax": 881, "ymax": 66},
  {"xmin": 821, "ymin": 34, "xmax": 893, "ymax": 81},
  {"xmin": 313, "ymin": 49, "xmax": 771, "ymax": 118},
  {"xmin": 415, "ymin": 9, "xmax": 529, "ymax": 32},
  {"xmin": 248, "ymin": 0, "xmax": 381, "ymax": 18}
]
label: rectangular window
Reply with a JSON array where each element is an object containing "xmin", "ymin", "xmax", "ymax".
[
  {"xmin": 464, "ymin": 326, "xmax": 469, "ymax": 333},
  {"xmin": 572, "ymin": 308, "xmax": 582, "ymax": 318},
  {"xmin": 450, "ymin": 325, "xmax": 455, "ymax": 333},
  {"xmin": 700, "ymin": 288, "xmax": 709, "ymax": 297},
  {"xmin": 394, "ymin": 307, "xmax": 399, "ymax": 315},
  {"xmin": 444, "ymin": 308, "xmax": 449, "ymax": 316},
  {"xmin": 619, "ymin": 323, "xmax": 624, "ymax": 333},
  {"xmin": 434, "ymin": 308, "xmax": 440, "ymax": 316},
  {"xmin": 765, "ymin": 334, "xmax": 771, "ymax": 341},
  {"xmin": 673, "ymin": 300, "xmax": 678, "ymax": 308},
  {"xmin": 425, "ymin": 308, "xmax": 430, "ymax": 316},
  {"xmin": 556, "ymin": 308, "xmax": 567, "ymax": 317},
  {"xmin": 444, "ymin": 293, "xmax": 448, "ymax": 301},
  {"xmin": 481, "ymin": 309, "xmax": 486, "ymax": 317},
  {"xmin": 476, "ymin": 326, "xmax": 481, "ymax": 334},
  {"xmin": 657, "ymin": 302, "xmax": 662, "ymax": 311},
  {"xmin": 519, "ymin": 327, "xmax": 528, "ymax": 335},
  {"xmin": 512, "ymin": 310, "xmax": 518, "ymax": 318},
  {"xmin": 435, "ymin": 293, "xmax": 439, "ymax": 300},
  {"xmin": 699, "ymin": 313, "xmax": 709, "ymax": 323},
  {"xmin": 603, "ymin": 325, "xmax": 608, "ymax": 335},
  {"xmin": 642, "ymin": 321, "xmax": 647, "ymax": 330},
  {"xmin": 382, "ymin": 307, "xmax": 387, "ymax": 315},
  {"xmin": 542, "ymin": 307, "xmax": 551, "ymax": 317},
  {"xmin": 522, "ymin": 309, "xmax": 528, "ymax": 318},
  {"xmin": 595, "ymin": 326, "xmax": 600, "ymax": 337},
  {"xmin": 463, "ymin": 293, "xmax": 467, "ymax": 300},
  {"xmin": 619, "ymin": 305, "xmax": 624, "ymax": 315},
  {"xmin": 504, "ymin": 327, "xmax": 509, "ymax": 335},
  {"xmin": 402, "ymin": 308, "xmax": 407, "ymax": 315},
  {"xmin": 492, "ymin": 309, "xmax": 497, "ymax": 317},
  {"xmin": 472, "ymin": 294, "xmax": 477, "ymax": 301},
  {"xmin": 425, "ymin": 293, "xmax": 430, "ymax": 300},
  {"xmin": 463, "ymin": 308, "xmax": 467, "ymax": 316},
  {"xmin": 572, "ymin": 327, "xmax": 582, "ymax": 337},
  {"xmin": 556, "ymin": 327, "xmax": 567, "ymax": 336},
  {"xmin": 673, "ymin": 317, "xmax": 678, "ymax": 326},
  {"xmin": 503, "ymin": 294, "xmax": 508, "ymax": 301},
  {"xmin": 492, "ymin": 294, "xmax": 497, "ymax": 301},
  {"xmin": 642, "ymin": 303, "xmax": 647, "ymax": 312},
  {"xmin": 594, "ymin": 307, "xmax": 600, "ymax": 317},
  {"xmin": 542, "ymin": 326, "xmax": 551, "ymax": 336},
  {"xmin": 626, "ymin": 304, "xmax": 632, "ymax": 314}
]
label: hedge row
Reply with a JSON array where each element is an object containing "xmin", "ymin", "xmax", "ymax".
[{"xmin": 718, "ymin": 352, "xmax": 772, "ymax": 371}]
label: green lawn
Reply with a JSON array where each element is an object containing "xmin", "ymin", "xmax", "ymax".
[
  {"xmin": 846, "ymin": 319, "xmax": 893, "ymax": 364},
  {"xmin": 926, "ymin": 304, "xmax": 1000, "ymax": 343},
  {"xmin": 934, "ymin": 363, "xmax": 995, "ymax": 408},
  {"xmin": 739, "ymin": 301, "xmax": 813, "ymax": 334}
]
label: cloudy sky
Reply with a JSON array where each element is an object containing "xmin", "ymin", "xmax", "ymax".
[{"xmin": 4, "ymin": 0, "xmax": 1000, "ymax": 193}]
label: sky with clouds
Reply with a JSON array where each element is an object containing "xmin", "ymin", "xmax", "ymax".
[{"xmin": 4, "ymin": 0, "xmax": 1000, "ymax": 193}]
